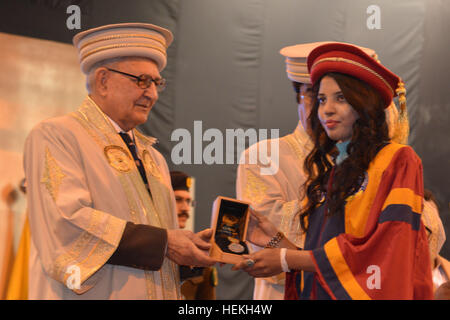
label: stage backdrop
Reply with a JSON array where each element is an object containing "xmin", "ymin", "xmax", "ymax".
[{"xmin": 0, "ymin": 0, "xmax": 449, "ymax": 300}]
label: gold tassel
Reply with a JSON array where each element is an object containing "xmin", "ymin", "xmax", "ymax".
[
  {"xmin": 373, "ymin": 53, "xmax": 380, "ymax": 63},
  {"xmin": 391, "ymin": 80, "xmax": 410, "ymax": 145},
  {"xmin": 385, "ymin": 101, "xmax": 398, "ymax": 140}
]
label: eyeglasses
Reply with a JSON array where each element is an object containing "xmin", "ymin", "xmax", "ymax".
[
  {"xmin": 106, "ymin": 68, "xmax": 166, "ymax": 92},
  {"xmin": 175, "ymin": 196, "xmax": 196, "ymax": 207}
]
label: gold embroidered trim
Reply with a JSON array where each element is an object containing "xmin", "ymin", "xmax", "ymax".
[
  {"xmin": 279, "ymin": 201, "xmax": 295, "ymax": 234},
  {"xmin": 81, "ymin": 43, "xmax": 167, "ymax": 62},
  {"xmin": 144, "ymin": 271, "xmax": 157, "ymax": 300},
  {"xmin": 311, "ymin": 57, "xmax": 394, "ymax": 95},
  {"xmin": 135, "ymin": 130, "xmax": 157, "ymax": 146},
  {"xmin": 286, "ymin": 59, "xmax": 307, "ymax": 66},
  {"xmin": 279, "ymin": 201, "xmax": 304, "ymax": 247},
  {"xmin": 284, "ymin": 127, "xmax": 313, "ymax": 165},
  {"xmin": 422, "ymin": 200, "xmax": 444, "ymax": 261},
  {"xmin": 244, "ymin": 170, "xmax": 268, "ymax": 204},
  {"xmin": 160, "ymin": 259, "xmax": 181, "ymax": 299},
  {"xmin": 281, "ymin": 127, "xmax": 311, "ymax": 247},
  {"xmin": 285, "ymin": 135, "xmax": 305, "ymax": 162},
  {"xmin": 118, "ymin": 171, "xmax": 176, "ymax": 299},
  {"xmin": 286, "ymin": 70, "xmax": 310, "ymax": 77},
  {"xmin": 71, "ymin": 113, "xmax": 106, "ymax": 148},
  {"xmin": 54, "ymin": 210, "xmax": 102, "ymax": 283},
  {"xmin": 73, "ymin": 214, "xmax": 124, "ymax": 284},
  {"xmin": 80, "ymin": 33, "xmax": 167, "ymax": 50},
  {"xmin": 54, "ymin": 210, "xmax": 125, "ymax": 290},
  {"xmin": 41, "ymin": 147, "xmax": 66, "ymax": 202},
  {"xmin": 142, "ymin": 150, "xmax": 162, "ymax": 180}
]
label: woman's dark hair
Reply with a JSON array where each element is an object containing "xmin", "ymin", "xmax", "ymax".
[{"xmin": 299, "ymin": 72, "xmax": 390, "ymax": 232}]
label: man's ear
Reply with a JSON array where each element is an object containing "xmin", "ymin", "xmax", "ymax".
[{"xmin": 95, "ymin": 68, "xmax": 109, "ymax": 96}]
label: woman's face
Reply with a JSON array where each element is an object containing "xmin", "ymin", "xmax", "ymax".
[{"xmin": 317, "ymin": 76, "xmax": 359, "ymax": 142}]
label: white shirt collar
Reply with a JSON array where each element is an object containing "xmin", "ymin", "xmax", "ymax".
[{"xmin": 106, "ymin": 115, "xmax": 135, "ymax": 141}]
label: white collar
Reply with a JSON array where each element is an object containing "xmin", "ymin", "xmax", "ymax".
[{"xmin": 106, "ymin": 115, "xmax": 135, "ymax": 141}]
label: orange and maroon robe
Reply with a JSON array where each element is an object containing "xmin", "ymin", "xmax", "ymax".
[{"xmin": 286, "ymin": 143, "xmax": 433, "ymax": 300}]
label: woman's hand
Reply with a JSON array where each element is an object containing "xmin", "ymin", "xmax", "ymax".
[
  {"xmin": 232, "ymin": 249, "xmax": 282, "ymax": 277},
  {"xmin": 232, "ymin": 247, "xmax": 315, "ymax": 277},
  {"xmin": 246, "ymin": 207, "xmax": 280, "ymax": 247}
]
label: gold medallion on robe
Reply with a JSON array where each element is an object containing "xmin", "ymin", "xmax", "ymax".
[
  {"xmin": 104, "ymin": 145, "xmax": 133, "ymax": 173},
  {"xmin": 142, "ymin": 150, "xmax": 162, "ymax": 180}
]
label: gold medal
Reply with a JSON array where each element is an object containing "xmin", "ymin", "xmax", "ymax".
[
  {"xmin": 227, "ymin": 237, "xmax": 244, "ymax": 253},
  {"xmin": 228, "ymin": 243, "xmax": 245, "ymax": 253}
]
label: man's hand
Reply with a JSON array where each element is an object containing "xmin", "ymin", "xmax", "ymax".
[
  {"xmin": 166, "ymin": 229, "xmax": 216, "ymax": 267},
  {"xmin": 195, "ymin": 228, "xmax": 213, "ymax": 244}
]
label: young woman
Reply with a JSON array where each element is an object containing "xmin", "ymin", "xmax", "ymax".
[{"xmin": 233, "ymin": 43, "xmax": 433, "ymax": 300}]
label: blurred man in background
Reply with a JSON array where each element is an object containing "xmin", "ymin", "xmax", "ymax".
[{"xmin": 171, "ymin": 171, "xmax": 218, "ymax": 300}]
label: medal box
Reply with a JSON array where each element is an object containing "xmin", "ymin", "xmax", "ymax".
[{"xmin": 209, "ymin": 196, "xmax": 250, "ymax": 264}]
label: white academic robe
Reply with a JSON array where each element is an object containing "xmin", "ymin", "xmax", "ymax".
[
  {"xmin": 236, "ymin": 122, "xmax": 312, "ymax": 300},
  {"xmin": 24, "ymin": 97, "xmax": 181, "ymax": 299}
]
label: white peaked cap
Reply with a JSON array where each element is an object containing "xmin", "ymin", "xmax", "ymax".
[{"xmin": 280, "ymin": 41, "xmax": 377, "ymax": 84}]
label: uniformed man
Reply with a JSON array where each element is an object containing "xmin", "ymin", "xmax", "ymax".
[{"xmin": 170, "ymin": 171, "xmax": 218, "ymax": 300}]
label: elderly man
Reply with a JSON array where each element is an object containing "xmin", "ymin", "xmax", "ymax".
[{"xmin": 23, "ymin": 23, "xmax": 215, "ymax": 300}]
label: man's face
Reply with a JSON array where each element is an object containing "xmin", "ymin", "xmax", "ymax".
[
  {"xmin": 174, "ymin": 190, "xmax": 192, "ymax": 229},
  {"xmin": 102, "ymin": 58, "xmax": 160, "ymax": 131}
]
